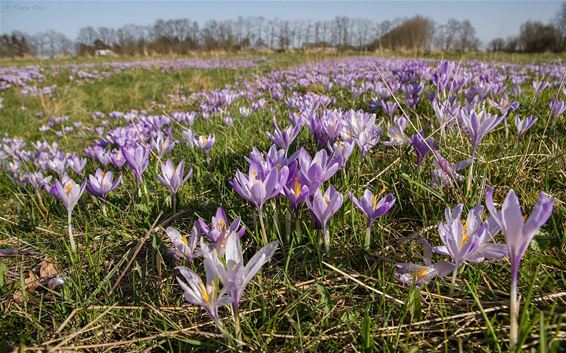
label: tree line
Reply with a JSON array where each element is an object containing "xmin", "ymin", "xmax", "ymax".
[{"xmin": 2, "ymin": 5, "xmax": 566, "ymax": 58}]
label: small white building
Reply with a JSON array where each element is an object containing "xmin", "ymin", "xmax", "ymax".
[{"xmin": 94, "ymin": 49, "xmax": 114, "ymax": 57}]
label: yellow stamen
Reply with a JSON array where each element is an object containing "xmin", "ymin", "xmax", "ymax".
[
  {"xmin": 372, "ymin": 195, "xmax": 378, "ymax": 210},
  {"xmin": 416, "ymin": 267, "xmax": 431, "ymax": 278},
  {"xmin": 200, "ymin": 282, "xmax": 214, "ymax": 303},
  {"xmin": 293, "ymin": 176, "xmax": 301, "ymax": 197},
  {"xmin": 276, "ymin": 163, "xmax": 281, "ymax": 171},
  {"xmin": 100, "ymin": 171, "xmax": 106, "ymax": 178},
  {"xmin": 217, "ymin": 219, "xmax": 226, "ymax": 233},
  {"xmin": 64, "ymin": 182, "xmax": 73, "ymax": 195},
  {"xmin": 181, "ymin": 235, "xmax": 188, "ymax": 246},
  {"xmin": 460, "ymin": 220, "xmax": 470, "ymax": 247}
]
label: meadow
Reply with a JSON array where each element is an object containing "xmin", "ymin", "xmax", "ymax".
[{"xmin": 0, "ymin": 52, "xmax": 565, "ymax": 352}]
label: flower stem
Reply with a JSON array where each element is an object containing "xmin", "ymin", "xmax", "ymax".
[
  {"xmin": 67, "ymin": 210, "xmax": 77, "ymax": 253},
  {"xmin": 466, "ymin": 157, "xmax": 475, "ymax": 196},
  {"xmin": 295, "ymin": 216, "xmax": 302, "ymax": 241},
  {"xmin": 510, "ymin": 269, "xmax": 519, "ymax": 348},
  {"xmin": 285, "ymin": 210, "xmax": 291, "ymax": 244},
  {"xmin": 258, "ymin": 207, "xmax": 268, "ymax": 245},
  {"xmin": 323, "ymin": 225, "xmax": 329, "ymax": 253},
  {"xmin": 233, "ymin": 304, "xmax": 242, "ymax": 347},
  {"xmin": 364, "ymin": 226, "xmax": 371, "ymax": 249},
  {"xmin": 101, "ymin": 201, "xmax": 108, "ymax": 218},
  {"xmin": 449, "ymin": 266, "xmax": 458, "ymax": 295},
  {"xmin": 172, "ymin": 193, "xmax": 177, "ymax": 214}
]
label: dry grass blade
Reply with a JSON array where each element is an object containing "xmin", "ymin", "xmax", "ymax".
[{"xmin": 322, "ymin": 261, "xmax": 405, "ymax": 305}]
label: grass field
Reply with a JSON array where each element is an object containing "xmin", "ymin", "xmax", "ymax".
[{"xmin": 0, "ymin": 53, "xmax": 565, "ymax": 352}]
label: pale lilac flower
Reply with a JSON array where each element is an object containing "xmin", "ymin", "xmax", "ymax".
[
  {"xmin": 68, "ymin": 156, "xmax": 87, "ymax": 176},
  {"xmin": 283, "ymin": 175, "xmax": 309, "ymax": 212},
  {"xmin": 182, "ymin": 129, "xmax": 194, "ymax": 147},
  {"xmin": 348, "ymin": 189, "xmax": 395, "ymax": 228},
  {"xmin": 193, "ymin": 134, "xmax": 215, "ymax": 159},
  {"xmin": 239, "ymin": 106, "xmax": 252, "ymax": 117},
  {"xmin": 298, "ymin": 149, "xmax": 340, "ymax": 193},
  {"xmin": 306, "ymin": 185, "xmax": 343, "ymax": 252},
  {"xmin": 410, "ymin": 131, "xmax": 436, "ymax": 166},
  {"xmin": 485, "ymin": 187, "xmax": 553, "ymax": 347},
  {"xmin": 433, "ymin": 204, "xmax": 507, "ymax": 268},
  {"xmin": 50, "ymin": 176, "xmax": 86, "ymax": 252},
  {"xmin": 176, "ymin": 261, "xmax": 230, "ymax": 321},
  {"xmin": 86, "ymin": 169, "xmax": 122, "ymax": 200},
  {"xmin": 166, "ymin": 225, "xmax": 201, "ymax": 262},
  {"xmin": 349, "ymin": 189, "xmax": 395, "ymax": 248},
  {"xmin": 329, "ymin": 141, "xmax": 355, "ymax": 169},
  {"xmin": 152, "ymin": 131, "xmax": 176, "ymax": 158},
  {"xmin": 122, "ymin": 145, "xmax": 150, "ymax": 183},
  {"xmin": 197, "ymin": 207, "xmax": 245, "ymax": 254},
  {"xmin": 383, "ymin": 116, "xmax": 410, "ymax": 146},
  {"xmin": 514, "ymin": 115, "xmax": 537, "ymax": 139},
  {"xmin": 157, "ymin": 159, "xmax": 192, "ymax": 197},
  {"xmin": 396, "ymin": 239, "xmax": 455, "ymax": 288},
  {"xmin": 550, "ymin": 98, "xmax": 566, "ymax": 119},
  {"xmin": 209, "ymin": 232, "xmax": 278, "ymax": 312},
  {"xmin": 266, "ymin": 121, "xmax": 301, "ymax": 154},
  {"xmin": 458, "ymin": 110, "xmax": 504, "ymax": 156},
  {"xmin": 230, "ymin": 164, "xmax": 288, "ymax": 211}
]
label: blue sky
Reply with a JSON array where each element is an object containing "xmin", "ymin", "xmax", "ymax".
[{"xmin": 0, "ymin": 1, "xmax": 563, "ymax": 45}]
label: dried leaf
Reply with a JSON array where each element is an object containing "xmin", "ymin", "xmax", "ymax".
[{"xmin": 39, "ymin": 259, "xmax": 59, "ymax": 278}]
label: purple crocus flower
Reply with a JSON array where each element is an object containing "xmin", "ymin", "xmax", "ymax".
[
  {"xmin": 434, "ymin": 204, "xmax": 507, "ymax": 280},
  {"xmin": 157, "ymin": 159, "xmax": 192, "ymax": 211},
  {"xmin": 532, "ymin": 80, "xmax": 549, "ymax": 96},
  {"xmin": 485, "ymin": 187, "xmax": 553, "ymax": 347},
  {"xmin": 514, "ymin": 115, "xmax": 537, "ymax": 140},
  {"xmin": 349, "ymin": 189, "xmax": 395, "ymax": 248},
  {"xmin": 51, "ymin": 177, "xmax": 86, "ymax": 216},
  {"xmin": 51, "ymin": 176, "xmax": 86, "ymax": 252},
  {"xmin": 329, "ymin": 141, "xmax": 355, "ymax": 169},
  {"xmin": 209, "ymin": 232, "xmax": 278, "ymax": 315},
  {"xmin": 266, "ymin": 120, "xmax": 301, "ymax": 154},
  {"xmin": 152, "ymin": 131, "xmax": 176, "ymax": 159},
  {"xmin": 122, "ymin": 145, "xmax": 149, "ymax": 183},
  {"xmin": 383, "ymin": 116, "xmax": 410, "ymax": 146},
  {"xmin": 166, "ymin": 225, "xmax": 201, "ymax": 262},
  {"xmin": 306, "ymin": 184, "xmax": 343, "ymax": 252},
  {"xmin": 457, "ymin": 110, "xmax": 504, "ymax": 157},
  {"xmin": 230, "ymin": 164, "xmax": 288, "ymax": 211},
  {"xmin": 193, "ymin": 134, "xmax": 215, "ymax": 159},
  {"xmin": 430, "ymin": 151, "xmax": 472, "ymax": 188},
  {"xmin": 298, "ymin": 149, "xmax": 340, "ymax": 193},
  {"xmin": 86, "ymin": 169, "xmax": 122, "ymax": 200},
  {"xmin": 230, "ymin": 164, "xmax": 288, "ymax": 244},
  {"xmin": 110, "ymin": 149, "xmax": 127, "ymax": 169},
  {"xmin": 68, "ymin": 156, "xmax": 87, "ymax": 176},
  {"xmin": 176, "ymin": 261, "xmax": 230, "ymax": 322},
  {"xmin": 410, "ymin": 131, "xmax": 436, "ymax": 166},
  {"xmin": 197, "ymin": 207, "xmax": 245, "ymax": 254},
  {"xmin": 283, "ymin": 175, "xmax": 309, "ymax": 212},
  {"xmin": 182, "ymin": 129, "xmax": 194, "ymax": 147},
  {"xmin": 549, "ymin": 98, "xmax": 566, "ymax": 119},
  {"xmin": 348, "ymin": 190, "xmax": 395, "ymax": 226},
  {"xmin": 27, "ymin": 171, "xmax": 52, "ymax": 192},
  {"xmin": 395, "ymin": 239, "xmax": 455, "ymax": 288},
  {"xmin": 157, "ymin": 159, "xmax": 192, "ymax": 196}
]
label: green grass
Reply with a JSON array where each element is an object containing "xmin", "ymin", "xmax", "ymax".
[{"xmin": 0, "ymin": 53, "xmax": 565, "ymax": 352}]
